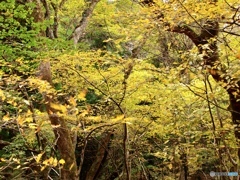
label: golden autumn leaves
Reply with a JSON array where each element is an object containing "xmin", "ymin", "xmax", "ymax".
[{"xmin": 35, "ymin": 153, "xmax": 66, "ymax": 171}]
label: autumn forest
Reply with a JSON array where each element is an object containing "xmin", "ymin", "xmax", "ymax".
[{"xmin": 0, "ymin": 0, "xmax": 240, "ymax": 179}]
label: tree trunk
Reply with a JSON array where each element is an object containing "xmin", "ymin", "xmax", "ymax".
[
  {"xmin": 50, "ymin": 2, "xmax": 59, "ymax": 38},
  {"xmin": 85, "ymin": 131, "xmax": 114, "ymax": 180},
  {"xmin": 69, "ymin": 0, "xmax": 100, "ymax": 45},
  {"xmin": 169, "ymin": 20, "xmax": 240, "ymax": 160},
  {"xmin": 30, "ymin": 0, "xmax": 44, "ymax": 23},
  {"xmin": 40, "ymin": 0, "xmax": 54, "ymax": 39},
  {"xmin": 36, "ymin": 62, "xmax": 78, "ymax": 179}
]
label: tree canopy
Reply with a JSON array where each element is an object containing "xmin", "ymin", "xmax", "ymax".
[{"xmin": 0, "ymin": 0, "xmax": 239, "ymax": 179}]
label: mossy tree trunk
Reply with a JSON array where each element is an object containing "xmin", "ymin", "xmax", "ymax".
[{"xmin": 37, "ymin": 61, "xmax": 78, "ymax": 180}]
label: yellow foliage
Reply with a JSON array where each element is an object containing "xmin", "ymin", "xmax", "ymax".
[
  {"xmin": 168, "ymin": 163, "xmax": 173, "ymax": 170},
  {"xmin": 36, "ymin": 153, "xmax": 44, "ymax": 163},
  {"xmin": 50, "ymin": 102, "xmax": 67, "ymax": 114},
  {"xmin": 1, "ymin": 0, "xmax": 239, "ymax": 176},
  {"xmin": 17, "ymin": 115, "xmax": 23, "ymax": 125},
  {"xmin": 111, "ymin": 114, "xmax": 125, "ymax": 122},
  {"xmin": 42, "ymin": 157, "xmax": 58, "ymax": 167},
  {"xmin": 40, "ymin": 166, "xmax": 46, "ymax": 171},
  {"xmin": 86, "ymin": 116, "xmax": 102, "ymax": 122},
  {"xmin": 0, "ymin": 89, "xmax": 6, "ymax": 101},
  {"xmin": 28, "ymin": 123, "xmax": 37, "ymax": 129},
  {"xmin": 28, "ymin": 78, "xmax": 56, "ymax": 95},
  {"xmin": 59, "ymin": 159, "xmax": 65, "ymax": 165},
  {"xmin": 68, "ymin": 96, "xmax": 77, "ymax": 106},
  {"xmin": 7, "ymin": 99, "xmax": 17, "ymax": 106},
  {"xmin": 3, "ymin": 113, "xmax": 10, "ymax": 121},
  {"xmin": 0, "ymin": 158, "xmax": 6, "ymax": 162},
  {"xmin": 77, "ymin": 89, "xmax": 88, "ymax": 100},
  {"xmin": 78, "ymin": 110, "xmax": 89, "ymax": 117}
]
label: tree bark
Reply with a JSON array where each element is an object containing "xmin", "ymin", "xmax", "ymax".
[
  {"xmin": 37, "ymin": 62, "xmax": 78, "ymax": 180},
  {"xmin": 85, "ymin": 131, "xmax": 114, "ymax": 180},
  {"xmin": 30, "ymin": 0, "xmax": 44, "ymax": 23},
  {"xmin": 50, "ymin": 2, "xmax": 59, "ymax": 38},
  {"xmin": 69, "ymin": 0, "xmax": 100, "ymax": 45},
  {"xmin": 40, "ymin": 0, "xmax": 54, "ymax": 38},
  {"xmin": 168, "ymin": 21, "xmax": 240, "ymax": 160}
]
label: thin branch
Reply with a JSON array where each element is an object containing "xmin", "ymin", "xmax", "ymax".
[
  {"xmin": 204, "ymin": 74, "xmax": 216, "ymax": 132},
  {"xmin": 183, "ymin": 84, "xmax": 229, "ymax": 113},
  {"xmin": 68, "ymin": 67, "xmax": 125, "ymax": 113},
  {"xmin": 206, "ymin": 76, "xmax": 223, "ymax": 127}
]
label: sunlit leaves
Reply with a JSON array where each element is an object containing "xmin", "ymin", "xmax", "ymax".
[
  {"xmin": 50, "ymin": 102, "xmax": 67, "ymax": 114},
  {"xmin": 0, "ymin": 0, "xmax": 239, "ymax": 178},
  {"xmin": 0, "ymin": 89, "xmax": 6, "ymax": 101},
  {"xmin": 86, "ymin": 115, "xmax": 102, "ymax": 122},
  {"xmin": 36, "ymin": 152, "xmax": 44, "ymax": 163},
  {"xmin": 68, "ymin": 96, "xmax": 77, "ymax": 106},
  {"xmin": 59, "ymin": 159, "xmax": 65, "ymax": 165},
  {"xmin": 17, "ymin": 110, "xmax": 33, "ymax": 126},
  {"xmin": 111, "ymin": 114, "xmax": 124, "ymax": 123},
  {"xmin": 77, "ymin": 89, "xmax": 87, "ymax": 100},
  {"xmin": 2, "ymin": 113, "xmax": 10, "ymax": 121},
  {"xmin": 28, "ymin": 78, "xmax": 56, "ymax": 95},
  {"xmin": 41, "ymin": 157, "xmax": 58, "ymax": 171}
]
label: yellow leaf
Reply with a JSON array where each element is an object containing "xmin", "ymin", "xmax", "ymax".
[
  {"xmin": 0, "ymin": 158, "xmax": 6, "ymax": 162},
  {"xmin": 48, "ymin": 109, "xmax": 54, "ymax": 115},
  {"xmin": 48, "ymin": 157, "xmax": 54, "ymax": 164},
  {"xmin": 77, "ymin": 89, "xmax": 87, "ymax": 100},
  {"xmin": 125, "ymin": 121, "xmax": 132, "ymax": 125},
  {"xmin": 29, "ymin": 123, "xmax": 37, "ymax": 129},
  {"xmin": 17, "ymin": 115, "xmax": 24, "ymax": 126},
  {"xmin": 59, "ymin": 159, "xmax": 65, "ymax": 165},
  {"xmin": 7, "ymin": 100, "xmax": 16, "ymax": 106},
  {"xmin": 36, "ymin": 153, "xmax": 44, "ymax": 163},
  {"xmin": 13, "ymin": 158, "xmax": 20, "ymax": 163},
  {"xmin": 68, "ymin": 96, "xmax": 77, "ymax": 106},
  {"xmin": 50, "ymin": 102, "xmax": 67, "ymax": 114},
  {"xmin": 41, "ymin": 166, "xmax": 46, "ymax": 171},
  {"xmin": 3, "ymin": 114, "xmax": 10, "ymax": 121},
  {"xmin": 168, "ymin": 163, "xmax": 173, "ymax": 170},
  {"xmin": 25, "ymin": 117, "xmax": 33, "ymax": 123},
  {"xmin": 124, "ymin": 117, "xmax": 134, "ymax": 122},
  {"xmin": 103, "ymin": 38, "xmax": 113, "ymax": 43},
  {"xmin": 79, "ymin": 110, "xmax": 88, "ymax": 117},
  {"xmin": 111, "ymin": 114, "xmax": 124, "ymax": 122},
  {"xmin": 53, "ymin": 158, "xmax": 58, "ymax": 167},
  {"xmin": 43, "ymin": 159, "xmax": 49, "ymax": 165},
  {"xmin": 0, "ymin": 89, "xmax": 6, "ymax": 101},
  {"xmin": 87, "ymin": 116, "xmax": 101, "ymax": 122},
  {"xmin": 26, "ymin": 109, "xmax": 32, "ymax": 116}
]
